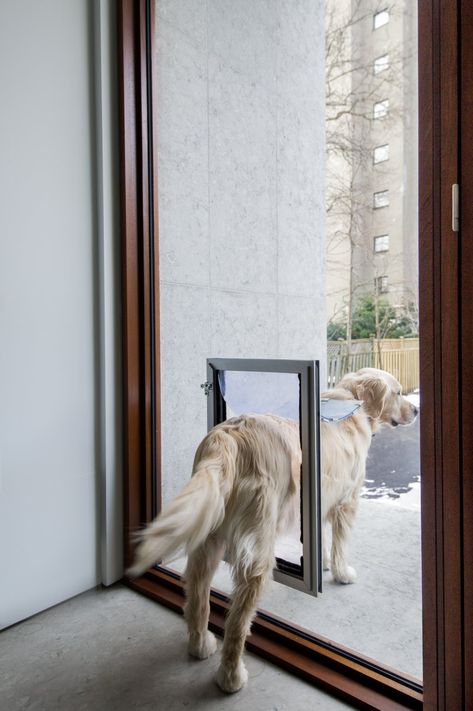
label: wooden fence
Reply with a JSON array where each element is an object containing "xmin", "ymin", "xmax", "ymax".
[{"xmin": 327, "ymin": 337, "xmax": 420, "ymax": 394}]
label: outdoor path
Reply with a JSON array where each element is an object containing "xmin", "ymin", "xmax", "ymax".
[{"xmin": 363, "ymin": 397, "xmax": 420, "ymax": 500}]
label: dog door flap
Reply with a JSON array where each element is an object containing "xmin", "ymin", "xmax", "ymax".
[
  {"xmin": 205, "ymin": 358, "xmax": 322, "ymax": 597},
  {"xmin": 219, "ymin": 370, "xmax": 300, "ymax": 419}
]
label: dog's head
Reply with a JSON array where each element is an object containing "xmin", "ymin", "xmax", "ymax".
[{"xmin": 338, "ymin": 367, "xmax": 418, "ymax": 429}]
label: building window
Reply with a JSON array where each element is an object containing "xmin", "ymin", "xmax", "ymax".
[
  {"xmin": 373, "ymin": 9, "xmax": 390, "ymax": 29},
  {"xmin": 373, "ymin": 99, "xmax": 389, "ymax": 119},
  {"xmin": 374, "ymin": 234, "xmax": 390, "ymax": 252},
  {"xmin": 374, "ymin": 54, "xmax": 390, "ymax": 74},
  {"xmin": 375, "ymin": 275, "xmax": 389, "ymax": 293},
  {"xmin": 373, "ymin": 144, "xmax": 389, "ymax": 164},
  {"xmin": 373, "ymin": 190, "xmax": 390, "ymax": 208}
]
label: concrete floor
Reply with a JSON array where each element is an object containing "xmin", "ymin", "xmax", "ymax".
[
  {"xmin": 171, "ymin": 496, "xmax": 423, "ymax": 680},
  {"xmin": 165, "ymin": 402, "xmax": 423, "ymax": 681},
  {"xmin": 0, "ymin": 585, "xmax": 354, "ymax": 711}
]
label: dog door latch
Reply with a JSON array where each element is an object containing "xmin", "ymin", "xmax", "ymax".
[
  {"xmin": 452, "ymin": 183, "xmax": 460, "ymax": 232},
  {"xmin": 201, "ymin": 381, "xmax": 213, "ymax": 396}
]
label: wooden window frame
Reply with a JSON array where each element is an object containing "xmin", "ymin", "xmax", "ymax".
[{"xmin": 118, "ymin": 1, "xmax": 472, "ymax": 708}]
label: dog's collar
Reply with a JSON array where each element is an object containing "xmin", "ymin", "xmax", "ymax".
[{"xmin": 320, "ymin": 398, "xmax": 363, "ymax": 423}]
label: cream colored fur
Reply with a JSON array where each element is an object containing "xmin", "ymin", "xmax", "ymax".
[{"xmin": 128, "ymin": 368, "xmax": 417, "ymax": 693}]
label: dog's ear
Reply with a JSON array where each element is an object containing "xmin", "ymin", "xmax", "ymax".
[
  {"xmin": 339, "ymin": 372, "xmax": 389, "ymax": 417},
  {"xmin": 338, "ymin": 372, "xmax": 358, "ymax": 397},
  {"xmin": 354, "ymin": 375, "xmax": 389, "ymax": 418}
]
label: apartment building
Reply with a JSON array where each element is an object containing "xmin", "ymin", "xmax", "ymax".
[{"xmin": 326, "ymin": 0, "xmax": 418, "ymax": 327}]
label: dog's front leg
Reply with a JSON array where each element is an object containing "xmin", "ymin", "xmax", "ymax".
[{"xmin": 331, "ymin": 501, "xmax": 357, "ymax": 584}]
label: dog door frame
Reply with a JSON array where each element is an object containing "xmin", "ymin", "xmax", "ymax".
[{"xmin": 205, "ymin": 358, "xmax": 322, "ymax": 596}]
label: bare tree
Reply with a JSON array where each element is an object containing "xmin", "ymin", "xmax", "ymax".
[{"xmin": 325, "ymin": 0, "xmax": 417, "ymax": 345}]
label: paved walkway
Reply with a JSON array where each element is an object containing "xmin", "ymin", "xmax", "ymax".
[
  {"xmin": 171, "ymin": 412, "xmax": 423, "ymax": 680},
  {"xmin": 200, "ymin": 496, "xmax": 422, "ymax": 681}
]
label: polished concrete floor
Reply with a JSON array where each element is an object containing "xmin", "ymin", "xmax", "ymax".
[
  {"xmin": 171, "ymin": 495, "xmax": 423, "ymax": 680},
  {"xmin": 0, "ymin": 585, "xmax": 354, "ymax": 711}
]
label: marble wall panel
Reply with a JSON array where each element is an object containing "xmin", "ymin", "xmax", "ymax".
[
  {"xmin": 277, "ymin": 8, "xmax": 324, "ymax": 123},
  {"xmin": 208, "ymin": 0, "xmax": 277, "ymax": 93},
  {"xmin": 160, "ymin": 283, "xmax": 210, "ymax": 504},
  {"xmin": 210, "ymin": 290, "xmax": 278, "ymax": 359},
  {"xmin": 157, "ymin": 0, "xmax": 327, "ymax": 505},
  {"xmin": 277, "ymin": 103, "xmax": 325, "ymax": 298},
  {"xmin": 156, "ymin": 0, "xmax": 207, "ymax": 50},
  {"xmin": 156, "ymin": 20, "xmax": 209, "ymax": 286},
  {"xmin": 208, "ymin": 59, "xmax": 277, "ymax": 293},
  {"xmin": 277, "ymin": 0, "xmax": 325, "ymax": 71},
  {"xmin": 278, "ymin": 294, "xmax": 327, "ymax": 388},
  {"xmin": 278, "ymin": 295, "xmax": 325, "ymax": 359}
]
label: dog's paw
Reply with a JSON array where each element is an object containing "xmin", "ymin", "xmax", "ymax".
[
  {"xmin": 323, "ymin": 556, "xmax": 331, "ymax": 572},
  {"xmin": 188, "ymin": 631, "xmax": 217, "ymax": 660},
  {"xmin": 333, "ymin": 565, "xmax": 357, "ymax": 584},
  {"xmin": 216, "ymin": 660, "xmax": 248, "ymax": 693}
]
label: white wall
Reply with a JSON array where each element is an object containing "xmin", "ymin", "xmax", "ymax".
[
  {"xmin": 156, "ymin": 0, "xmax": 326, "ymax": 504},
  {"xmin": 0, "ymin": 0, "xmax": 121, "ymax": 628}
]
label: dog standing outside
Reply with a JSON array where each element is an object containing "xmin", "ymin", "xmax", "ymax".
[{"xmin": 127, "ymin": 367, "xmax": 418, "ymax": 693}]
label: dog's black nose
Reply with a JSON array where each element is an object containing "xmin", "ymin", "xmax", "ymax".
[{"xmin": 413, "ymin": 406, "xmax": 419, "ymax": 417}]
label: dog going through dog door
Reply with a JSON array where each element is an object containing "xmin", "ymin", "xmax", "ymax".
[{"xmin": 205, "ymin": 357, "xmax": 322, "ymax": 597}]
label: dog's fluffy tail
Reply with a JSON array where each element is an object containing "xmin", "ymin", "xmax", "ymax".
[{"xmin": 126, "ymin": 429, "xmax": 237, "ymax": 578}]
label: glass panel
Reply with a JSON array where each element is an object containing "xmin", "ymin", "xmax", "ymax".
[
  {"xmin": 373, "ymin": 144, "xmax": 390, "ymax": 163},
  {"xmin": 326, "ymin": 0, "xmax": 420, "ymax": 679},
  {"xmin": 373, "ymin": 99, "xmax": 390, "ymax": 119},
  {"xmin": 373, "ymin": 190, "xmax": 390, "ymax": 208},
  {"xmin": 374, "ymin": 234, "xmax": 390, "ymax": 251},
  {"xmin": 373, "ymin": 53, "xmax": 390, "ymax": 74},
  {"xmin": 373, "ymin": 9, "xmax": 390, "ymax": 29},
  {"xmin": 375, "ymin": 274, "xmax": 389, "ymax": 292},
  {"xmin": 155, "ymin": 0, "xmax": 421, "ymax": 683}
]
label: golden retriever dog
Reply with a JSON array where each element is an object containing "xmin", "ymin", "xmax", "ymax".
[
  {"xmin": 127, "ymin": 367, "xmax": 418, "ymax": 693},
  {"xmin": 319, "ymin": 367, "xmax": 418, "ymax": 583}
]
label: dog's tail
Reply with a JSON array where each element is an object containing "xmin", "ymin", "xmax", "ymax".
[{"xmin": 126, "ymin": 428, "xmax": 237, "ymax": 578}]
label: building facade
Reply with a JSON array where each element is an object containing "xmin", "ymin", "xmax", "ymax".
[{"xmin": 326, "ymin": 0, "xmax": 418, "ymax": 333}]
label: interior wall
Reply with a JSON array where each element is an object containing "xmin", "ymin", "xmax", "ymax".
[
  {"xmin": 0, "ymin": 0, "xmax": 103, "ymax": 627},
  {"xmin": 156, "ymin": 0, "xmax": 326, "ymax": 504}
]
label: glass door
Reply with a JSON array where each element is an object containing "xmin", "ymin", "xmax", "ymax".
[{"xmin": 155, "ymin": 0, "xmax": 421, "ymax": 685}]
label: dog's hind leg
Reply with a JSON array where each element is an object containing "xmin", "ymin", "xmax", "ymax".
[
  {"xmin": 330, "ymin": 499, "xmax": 358, "ymax": 584},
  {"xmin": 184, "ymin": 535, "xmax": 224, "ymax": 660},
  {"xmin": 215, "ymin": 553, "xmax": 272, "ymax": 693},
  {"xmin": 216, "ymin": 495, "xmax": 278, "ymax": 695}
]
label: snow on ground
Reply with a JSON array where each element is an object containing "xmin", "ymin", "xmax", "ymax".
[
  {"xmin": 406, "ymin": 390, "xmax": 420, "ymax": 408},
  {"xmin": 364, "ymin": 480, "xmax": 421, "ymax": 510}
]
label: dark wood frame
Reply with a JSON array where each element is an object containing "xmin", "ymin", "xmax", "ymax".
[
  {"xmin": 118, "ymin": 1, "xmax": 472, "ymax": 708},
  {"xmin": 460, "ymin": 3, "xmax": 473, "ymax": 709},
  {"xmin": 119, "ymin": 0, "xmax": 161, "ymax": 557}
]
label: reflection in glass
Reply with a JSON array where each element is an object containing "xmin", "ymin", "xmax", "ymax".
[{"xmin": 156, "ymin": 0, "xmax": 421, "ymax": 682}]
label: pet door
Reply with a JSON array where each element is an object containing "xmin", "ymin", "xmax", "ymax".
[{"xmin": 203, "ymin": 358, "xmax": 322, "ymax": 596}]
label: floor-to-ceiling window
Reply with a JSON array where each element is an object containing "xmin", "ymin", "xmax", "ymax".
[{"xmin": 120, "ymin": 1, "xmax": 471, "ymax": 707}]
